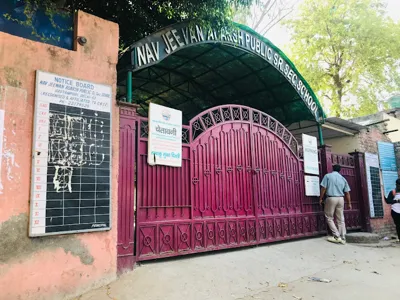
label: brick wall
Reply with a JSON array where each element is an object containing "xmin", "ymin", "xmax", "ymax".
[
  {"xmin": 357, "ymin": 128, "xmax": 391, "ymax": 153},
  {"xmin": 356, "ymin": 128, "xmax": 396, "ymax": 236},
  {"xmin": 370, "ymin": 205, "xmax": 396, "ymax": 238}
]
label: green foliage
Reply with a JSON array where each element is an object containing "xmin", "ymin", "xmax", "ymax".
[
  {"xmin": 232, "ymin": 4, "xmax": 252, "ymax": 25},
  {"xmin": 4, "ymin": 0, "xmax": 71, "ymax": 43},
  {"xmin": 63, "ymin": 0, "xmax": 257, "ymax": 50},
  {"xmin": 284, "ymin": 0, "xmax": 400, "ymax": 118},
  {"xmin": 13, "ymin": 1, "xmax": 257, "ymax": 49}
]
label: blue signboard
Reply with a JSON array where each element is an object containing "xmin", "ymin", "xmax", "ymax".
[
  {"xmin": 0, "ymin": 0, "xmax": 73, "ymax": 50},
  {"xmin": 378, "ymin": 142, "xmax": 398, "ymax": 198},
  {"xmin": 382, "ymin": 170, "xmax": 398, "ymax": 197},
  {"xmin": 378, "ymin": 142, "xmax": 397, "ymax": 171}
]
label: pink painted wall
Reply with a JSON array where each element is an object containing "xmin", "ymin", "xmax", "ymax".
[{"xmin": 0, "ymin": 11, "xmax": 120, "ymax": 300}]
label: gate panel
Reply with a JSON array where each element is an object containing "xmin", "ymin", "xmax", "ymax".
[
  {"xmin": 136, "ymin": 119, "xmax": 192, "ymax": 259},
  {"xmin": 137, "ymin": 119, "xmax": 191, "ymax": 223},
  {"xmin": 332, "ymin": 154, "xmax": 361, "ymax": 230},
  {"xmin": 191, "ymin": 122, "xmax": 253, "ymax": 218},
  {"xmin": 133, "ymin": 105, "xmax": 332, "ymax": 261},
  {"xmin": 252, "ymin": 124, "xmax": 302, "ymax": 217},
  {"xmin": 117, "ymin": 107, "xmax": 137, "ymax": 272}
]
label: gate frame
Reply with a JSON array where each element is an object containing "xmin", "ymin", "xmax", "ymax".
[
  {"xmin": 117, "ymin": 103, "xmax": 371, "ymax": 271},
  {"xmin": 117, "ymin": 103, "xmax": 139, "ymax": 273},
  {"xmin": 319, "ymin": 145, "xmax": 372, "ymax": 233}
]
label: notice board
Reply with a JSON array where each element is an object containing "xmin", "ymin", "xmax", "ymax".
[
  {"xmin": 30, "ymin": 71, "xmax": 112, "ymax": 237},
  {"xmin": 365, "ymin": 153, "xmax": 383, "ymax": 218}
]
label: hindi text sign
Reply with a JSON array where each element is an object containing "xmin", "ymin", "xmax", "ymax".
[
  {"xmin": 305, "ymin": 175, "xmax": 320, "ymax": 197},
  {"xmin": 148, "ymin": 103, "xmax": 182, "ymax": 167}
]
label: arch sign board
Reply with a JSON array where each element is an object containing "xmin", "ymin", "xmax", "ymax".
[{"xmin": 129, "ymin": 22, "xmax": 323, "ymax": 122}]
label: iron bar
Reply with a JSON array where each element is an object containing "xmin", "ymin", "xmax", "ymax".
[
  {"xmin": 318, "ymin": 124, "xmax": 324, "ymax": 146},
  {"xmin": 127, "ymin": 70, "xmax": 133, "ymax": 103}
]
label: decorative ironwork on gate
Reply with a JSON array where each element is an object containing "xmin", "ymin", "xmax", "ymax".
[
  {"xmin": 189, "ymin": 106, "xmax": 299, "ymax": 156},
  {"xmin": 118, "ymin": 104, "xmax": 366, "ymax": 264}
]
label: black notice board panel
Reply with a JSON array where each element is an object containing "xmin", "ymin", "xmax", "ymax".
[
  {"xmin": 370, "ymin": 166, "xmax": 384, "ymax": 218},
  {"xmin": 30, "ymin": 71, "xmax": 112, "ymax": 237}
]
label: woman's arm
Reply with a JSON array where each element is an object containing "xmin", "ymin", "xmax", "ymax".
[{"xmin": 385, "ymin": 191, "xmax": 398, "ymax": 204}]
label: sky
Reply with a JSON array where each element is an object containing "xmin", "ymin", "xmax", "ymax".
[{"xmin": 264, "ymin": 0, "xmax": 400, "ymax": 49}]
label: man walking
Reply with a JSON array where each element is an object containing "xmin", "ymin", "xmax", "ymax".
[{"xmin": 320, "ymin": 164, "xmax": 352, "ymax": 244}]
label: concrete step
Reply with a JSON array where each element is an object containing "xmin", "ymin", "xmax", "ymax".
[{"xmin": 346, "ymin": 232, "xmax": 380, "ymax": 244}]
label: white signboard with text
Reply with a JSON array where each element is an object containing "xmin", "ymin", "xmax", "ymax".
[
  {"xmin": 302, "ymin": 134, "xmax": 319, "ymax": 175},
  {"xmin": 148, "ymin": 103, "xmax": 182, "ymax": 167},
  {"xmin": 305, "ymin": 175, "xmax": 320, "ymax": 197}
]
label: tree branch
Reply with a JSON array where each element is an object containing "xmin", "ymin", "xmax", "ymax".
[{"xmin": 260, "ymin": 7, "xmax": 295, "ymax": 35}]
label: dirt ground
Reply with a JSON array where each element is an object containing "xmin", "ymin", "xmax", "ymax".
[{"xmin": 77, "ymin": 238, "xmax": 400, "ymax": 300}]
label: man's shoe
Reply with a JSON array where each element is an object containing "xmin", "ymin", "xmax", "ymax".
[
  {"xmin": 340, "ymin": 238, "xmax": 346, "ymax": 245},
  {"xmin": 327, "ymin": 236, "xmax": 343, "ymax": 244}
]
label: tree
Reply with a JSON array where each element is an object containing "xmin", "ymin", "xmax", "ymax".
[
  {"xmin": 284, "ymin": 0, "xmax": 400, "ymax": 117},
  {"xmin": 234, "ymin": 0, "xmax": 298, "ymax": 36},
  {"xmin": 17, "ymin": 0, "xmax": 259, "ymax": 50}
]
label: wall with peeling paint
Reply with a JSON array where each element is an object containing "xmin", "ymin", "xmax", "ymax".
[{"xmin": 0, "ymin": 11, "xmax": 119, "ymax": 300}]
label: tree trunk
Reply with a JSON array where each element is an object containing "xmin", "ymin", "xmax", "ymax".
[{"xmin": 333, "ymin": 73, "xmax": 343, "ymax": 117}]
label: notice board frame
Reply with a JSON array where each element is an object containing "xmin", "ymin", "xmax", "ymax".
[
  {"xmin": 29, "ymin": 70, "xmax": 113, "ymax": 237},
  {"xmin": 364, "ymin": 152, "xmax": 383, "ymax": 218}
]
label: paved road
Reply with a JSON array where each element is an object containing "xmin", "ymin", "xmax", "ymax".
[{"xmin": 78, "ymin": 238, "xmax": 400, "ymax": 300}]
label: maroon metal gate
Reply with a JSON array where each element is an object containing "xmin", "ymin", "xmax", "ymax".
[{"xmin": 118, "ymin": 104, "xmax": 368, "ymax": 266}]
